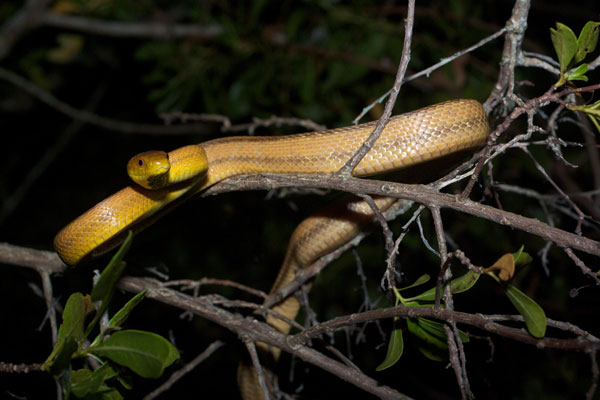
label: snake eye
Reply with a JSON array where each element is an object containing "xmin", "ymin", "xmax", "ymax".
[{"xmin": 137, "ymin": 159, "xmax": 144, "ymax": 167}]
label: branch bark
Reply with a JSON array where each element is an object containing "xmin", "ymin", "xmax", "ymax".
[
  {"xmin": 41, "ymin": 13, "xmax": 223, "ymax": 40},
  {"xmin": 116, "ymin": 276, "xmax": 413, "ymax": 400},
  {"xmin": 203, "ymin": 173, "xmax": 600, "ymax": 262}
]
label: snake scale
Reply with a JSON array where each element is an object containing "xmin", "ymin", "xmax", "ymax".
[{"xmin": 54, "ymin": 99, "xmax": 489, "ymax": 399}]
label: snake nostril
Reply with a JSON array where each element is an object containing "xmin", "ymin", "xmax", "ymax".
[{"xmin": 137, "ymin": 159, "xmax": 144, "ymax": 167}]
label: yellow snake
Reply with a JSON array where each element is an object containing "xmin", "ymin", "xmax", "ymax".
[{"xmin": 53, "ymin": 99, "xmax": 489, "ymax": 399}]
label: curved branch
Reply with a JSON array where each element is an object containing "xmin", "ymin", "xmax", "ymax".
[
  {"xmin": 0, "ymin": 0, "xmax": 53, "ymax": 60},
  {"xmin": 116, "ymin": 276, "xmax": 412, "ymax": 400},
  {"xmin": 290, "ymin": 304, "xmax": 600, "ymax": 352},
  {"xmin": 41, "ymin": 13, "xmax": 223, "ymax": 40},
  {"xmin": 0, "ymin": 242, "xmax": 64, "ymax": 274},
  {"xmin": 203, "ymin": 173, "xmax": 600, "ymax": 264},
  {"xmin": 0, "ymin": 67, "xmax": 212, "ymax": 135},
  {"xmin": 484, "ymin": 0, "xmax": 531, "ymax": 112},
  {"xmin": 339, "ymin": 0, "xmax": 414, "ymax": 175}
]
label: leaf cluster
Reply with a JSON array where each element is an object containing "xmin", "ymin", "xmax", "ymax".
[
  {"xmin": 551, "ymin": 21, "xmax": 599, "ymax": 86},
  {"xmin": 376, "ymin": 246, "xmax": 544, "ymax": 371},
  {"xmin": 551, "ymin": 21, "xmax": 600, "ymax": 134},
  {"xmin": 41, "ymin": 233, "xmax": 179, "ymax": 399}
]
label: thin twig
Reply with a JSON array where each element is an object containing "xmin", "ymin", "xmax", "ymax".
[
  {"xmin": 208, "ymin": 295, "xmax": 306, "ymax": 333},
  {"xmin": 0, "ymin": 67, "xmax": 211, "ymax": 135},
  {"xmin": 204, "ymin": 173, "xmax": 600, "ymax": 260},
  {"xmin": 143, "ymin": 341, "xmax": 225, "ymax": 400},
  {"xmin": 0, "ymin": 84, "xmax": 107, "ymax": 225},
  {"xmin": 434, "ymin": 257, "xmax": 452, "ymax": 310},
  {"xmin": 244, "ymin": 340, "xmax": 271, "ymax": 400},
  {"xmin": 463, "ymin": 83, "xmax": 600, "ymax": 199},
  {"xmin": 445, "ymin": 324, "xmax": 469, "ymax": 400},
  {"xmin": 262, "ymin": 232, "xmax": 367, "ymax": 309},
  {"xmin": 484, "ymin": 0, "xmax": 531, "ymax": 112},
  {"xmin": 41, "ymin": 13, "xmax": 223, "ymax": 40},
  {"xmin": 339, "ymin": 0, "xmax": 415, "ymax": 175},
  {"xmin": 587, "ymin": 351, "xmax": 599, "ymax": 400},
  {"xmin": 386, "ymin": 204, "xmax": 425, "ymax": 288},
  {"xmin": 0, "ymin": 243, "xmax": 64, "ymax": 274},
  {"xmin": 353, "ymin": 249, "xmax": 387, "ymax": 345},
  {"xmin": 0, "ymin": 362, "xmax": 42, "ymax": 373},
  {"xmin": 289, "ymin": 304, "xmax": 600, "ymax": 352},
  {"xmin": 358, "ymin": 194, "xmax": 395, "ymax": 255},
  {"xmin": 520, "ymin": 146, "xmax": 587, "ymax": 234},
  {"xmin": 416, "ymin": 215, "xmax": 440, "ymax": 257},
  {"xmin": 117, "ymin": 277, "xmax": 411, "ymax": 400},
  {"xmin": 563, "ymin": 248, "xmax": 600, "ymax": 285},
  {"xmin": 163, "ymin": 278, "xmax": 268, "ymax": 300},
  {"xmin": 354, "ymin": 27, "xmax": 507, "ymax": 124},
  {"xmin": 518, "ymin": 51, "xmax": 560, "ymax": 75},
  {"xmin": 38, "ymin": 270, "xmax": 57, "ymax": 345},
  {"xmin": 161, "ymin": 112, "xmax": 326, "ymax": 134},
  {"xmin": 0, "ymin": 0, "xmax": 53, "ymax": 59}
]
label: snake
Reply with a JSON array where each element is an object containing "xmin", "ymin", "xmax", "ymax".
[{"xmin": 53, "ymin": 99, "xmax": 489, "ymax": 399}]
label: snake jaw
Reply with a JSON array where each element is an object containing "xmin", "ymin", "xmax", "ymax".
[{"xmin": 127, "ymin": 150, "xmax": 171, "ymax": 189}]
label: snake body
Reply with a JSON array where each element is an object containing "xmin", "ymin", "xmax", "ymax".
[
  {"xmin": 54, "ymin": 99, "xmax": 489, "ymax": 400},
  {"xmin": 54, "ymin": 99, "xmax": 488, "ymax": 266}
]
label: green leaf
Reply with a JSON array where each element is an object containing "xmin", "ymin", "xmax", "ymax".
[
  {"xmin": 416, "ymin": 345, "xmax": 444, "ymax": 362},
  {"xmin": 590, "ymin": 99, "xmax": 600, "ymax": 110},
  {"xmin": 550, "ymin": 22, "xmax": 578, "ymax": 73},
  {"xmin": 99, "ymin": 388, "xmax": 124, "ymax": 400},
  {"xmin": 408, "ymin": 319, "xmax": 470, "ymax": 362},
  {"xmin": 109, "ymin": 291, "xmax": 146, "ymax": 328},
  {"xmin": 416, "ymin": 318, "xmax": 445, "ymax": 338},
  {"xmin": 406, "ymin": 318, "xmax": 447, "ymax": 350},
  {"xmin": 407, "ymin": 271, "xmax": 480, "ymax": 302},
  {"xmin": 568, "ymin": 101, "xmax": 600, "ymax": 133},
  {"xmin": 116, "ymin": 374, "xmax": 133, "ymax": 391},
  {"xmin": 568, "ymin": 75, "xmax": 589, "ymax": 82},
  {"xmin": 590, "ymin": 114, "xmax": 600, "ymax": 133},
  {"xmin": 164, "ymin": 339, "xmax": 180, "ymax": 369},
  {"xmin": 47, "ymin": 336, "xmax": 78, "ymax": 375},
  {"xmin": 43, "ymin": 293, "xmax": 92, "ymax": 371},
  {"xmin": 91, "ymin": 231, "xmax": 133, "ymax": 303},
  {"xmin": 417, "ymin": 318, "xmax": 470, "ymax": 344},
  {"xmin": 70, "ymin": 364, "xmax": 117, "ymax": 398},
  {"xmin": 70, "ymin": 368, "xmax": 93, "ymax": 397},
  {"xmin": 512, "ymin": 245, "xmax": 533, "ymax": 267},
  {"xmin": 60, "ymin": 293, "xmax": 89, "ymax": 342},
  {"xmin": 574, "ymin": 21, "xmax": 600, "ymax": 63},
  {"xmin": 397, "ymin": 274, "xmax": 431, "ymax": 292},
  {"xmin": 87, "ymin": 232, "xmax": 133, "ymax": 337},
  {"xmin": 375, "ymin": 321, "xmax": 404, "ymax": 371},
  {"xmin": 567, "ymin": 63, "xmax": 589, "ymax": 82},
  {"xmin": 505, "ymin": 284, "xmax": 547, "ymax": 338},
  {"xmin": 570, "ymin": 63, "xmax": 588, "ymax": 76},
  {"xmin": 91, "ymin": 330, "xmax": 180, "ymax": 378}
]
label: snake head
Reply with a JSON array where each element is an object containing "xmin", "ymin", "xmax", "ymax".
[{"xmin": 127, "ymin": 150, "xmax": 170, "ymax": 189}]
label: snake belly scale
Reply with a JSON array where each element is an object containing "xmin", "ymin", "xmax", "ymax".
[{"xmin": 54, "ymin": 99, "xmax": 488, "ymax": 266}]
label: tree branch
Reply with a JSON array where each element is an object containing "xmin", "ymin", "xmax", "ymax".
[
  {"xmin": 41, "ymin": 13, "xmax": 223, "ymax": 40},
  {"xmin": 202, "ymin": 173, "xmax": 600, "ymax": 266},
  {"xmin": 338, "ymin": 0, "xmax": 415, "ymax": 175},
  {"xmin": 290, "ymin": 304, "xmax": 600, "ymax": 352},
  {"xmin": 0, "ymin": 0, "xmax": 53, "ymax": 60},
  {"xmin": 116, "ymin": 276, "xmax": 413, "ymax": 400},
  {"xmin": 0, "ymin": 67, "xmax": 212, "ymax": 135}
]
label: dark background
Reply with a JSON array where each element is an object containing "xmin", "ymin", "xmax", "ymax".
[{"xmin": 1, "ymin": 1, "xmax": 600, "ymax": 399}]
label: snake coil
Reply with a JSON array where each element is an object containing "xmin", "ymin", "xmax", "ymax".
[{"xmin": 54, "ymin": 99, "xmax": 489, "ymax": 399}]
